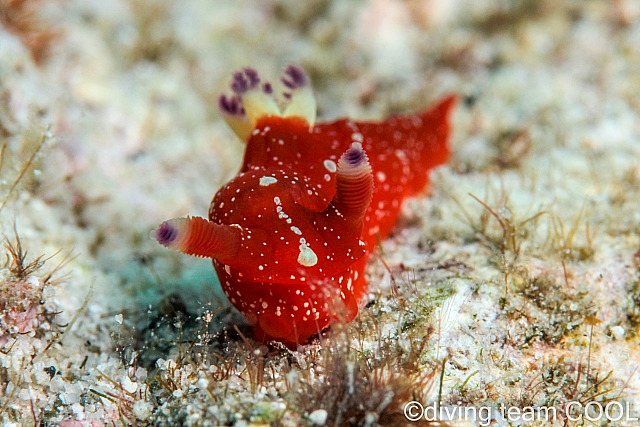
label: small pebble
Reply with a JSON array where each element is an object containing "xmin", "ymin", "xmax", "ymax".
[
  {"xmin": 309, "ymin": 409, "xmax": 328, "ymax": 425},
  {"xmin": 610, "ymin": 325, "xmax": 625, "ymax": 340}
]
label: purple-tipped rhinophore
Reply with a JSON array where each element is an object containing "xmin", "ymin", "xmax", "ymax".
[
  {"xmin": 155, "ymin": 221, "xmax": 179, "ymax": 247},
  {"xmin": 281, "ymin": 65, "xmax": 308, "ymax": 89},
  {"xmin": 262, "ymin": 82, "xmax": 273, "ymax": 94},
  {"xmin": 218, "ymin": 94, "xmax": 245, "ymax": 116},
  {"xmin": 344, "ymin": 143, "xmax": 366, "ymax": 166}
]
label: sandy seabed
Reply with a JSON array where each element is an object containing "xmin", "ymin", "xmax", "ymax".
[{"xmin": 1, "ymin": 0, "xmax": 640, "ymax": 426}]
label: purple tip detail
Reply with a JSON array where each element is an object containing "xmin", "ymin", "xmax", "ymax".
[
  {"xmin": 231, "ymin": 71, "xmax": 248, "ymax": 93},
  {"xmin": 218, "ymin": 94, "xmax": 245, "ymax": 116},
  {"xmin": 156, "ymin": 222, "xmax": 178, "ymax": 246},
  {"xmin": 262, "ymin": 82, "xmax": 273, "ymax": 94},
  {"xmin": 344, "ymin": 144, "xmax": 366, "ymax": 166},
  {"xmin": 281, "ymin": 65, "xmax": 308, "ymax": 89},
  {"xmin": 282, "ymin": 92, "xmax": 292, "ymax": 99},
  {"xmin": 243, "ymin": 68, "xmax": 260, "ymax": 86},
  {"xmin": 230, "ymin": 68, "xmax": 261, "ymax": 94}
]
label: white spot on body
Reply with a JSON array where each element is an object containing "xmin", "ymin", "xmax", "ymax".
[
  {"xmin": 298, "ymin": 242, "xmax": 318, "ymax": 267},
  {"xmin": 291, "ymin": 226, "xmax": 302, "ymax": 235},
  {"xmin": 259, "ymin": 176, "xmax": 278, "ymax": 186},
  {"xmin": 323, "ymin": 159, "xmax": 337, "ymax": 173}
]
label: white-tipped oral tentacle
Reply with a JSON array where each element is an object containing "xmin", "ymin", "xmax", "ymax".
[
  {"xmin": 232, "ymin": 69, "xmax": 280, "ymax": 126},
  {"xmin": 281, "ymin": 65, "xmax": 316, "ymax": 127},
  {"xmin": 218, "ymin": 94, "xmax": 253, "ymax": 141},
  {"xmin": 218, "ymin": 66, "xmax": 318, "ymax": 141}
]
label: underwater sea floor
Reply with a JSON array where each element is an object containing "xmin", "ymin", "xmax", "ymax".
[{"xmin": 1, "ymin": 0, "xmax": 640, "ymax": 425}]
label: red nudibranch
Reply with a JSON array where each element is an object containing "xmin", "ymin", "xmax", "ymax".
[{"xmin": 154, "ymin": 66, "xmax": 455, "ymax": 347}]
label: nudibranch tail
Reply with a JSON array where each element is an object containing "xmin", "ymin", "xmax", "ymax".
[
  {"xmin": 153, "ymin": 216, "xmax": 240, "ymax": 263},
  {"xmin": 419, "ymin": 94, "xmax": 457, "ymax": 170},
  {"xmin": 333, "ymin": 142, "xmax": 374, "ymax": 221},
  {"xmin": 218, "ymin": 65, "xmax": 317, "ymax": 142}
]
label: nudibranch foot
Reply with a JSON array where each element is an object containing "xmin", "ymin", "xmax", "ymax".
[{"xmin": 230, "ymin": 276, "xmax": 359, "ymax": 349}]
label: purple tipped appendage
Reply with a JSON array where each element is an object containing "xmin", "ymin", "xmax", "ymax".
[
  {"xmin": 231, "ymin": 71, "xmax": 248, "ymax": 93},
  {"xmin": 281, "ymin": 65, "xmax": 308, "ymax": 89},
  {"xmin": 155, "ymin": 221, "xmax": 178, "ymax": 247},
  {"xmin": 344, "ymin": 143, "xmax": 366, "ymax": 166},
  {"xmin": 218, "ymin": 94, "xmax": 245, "ymax": 116},
  {"xmin": 243, "ymin": 68, "xmax": 260, "ymax": 86},
  {"xmin": 231, "ymin": 68, "xmax": 261, "ymax": 94}
]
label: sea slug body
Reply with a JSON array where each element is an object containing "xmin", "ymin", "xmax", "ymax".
[{"xmin": 154, "ymin": 65, "xmax": 456, "ymax": 347}]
